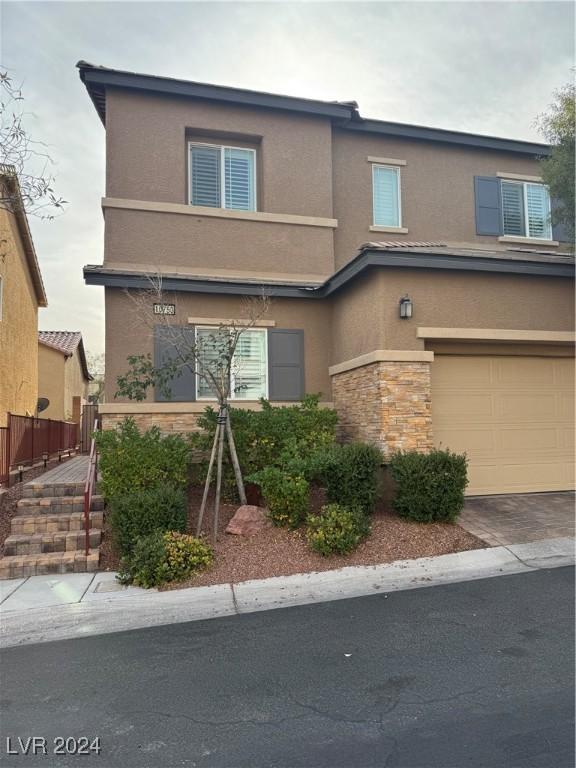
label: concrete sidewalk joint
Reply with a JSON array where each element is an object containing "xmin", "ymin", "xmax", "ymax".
[{"xmin": 1, "ymin": 537, "xmax": 573, "ymax": 649}]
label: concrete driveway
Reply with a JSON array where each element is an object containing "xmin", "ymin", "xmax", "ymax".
[{"xmin": 460, "ymin": 492, "xmax": 575, "ymax": 546}]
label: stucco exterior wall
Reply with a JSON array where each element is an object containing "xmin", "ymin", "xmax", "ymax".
[
  {"xmin": 330, "ymin": 269, "xmax": 575, "ymax": 364},
  {"xmin": 63, "ymin": 351, "xmax": 88, "ymax": 421},
  {"xmin": 104, "ymin": 288, "xmax": 333, "ymax": 403},
  {"xmin": 37, "ymin": 345, "xmax": 65, "ymax": 420},
  {"xmin": 331, "ymin": 129, "xmax": 560, "ymax": 269},
  {"xmin": 0, "ymin": 208, "xmax": 39, "ymax": 425}
]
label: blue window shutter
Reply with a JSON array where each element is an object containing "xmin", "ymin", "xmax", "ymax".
[
  {"xmin": 268, "ymin": 329, "xmax": 304, "ymax": 402},
  {"xmin": 551, "ymin": 198, "xmax": 573, "ymax": 243},
  {"xmin": 474, "ymin": 176, "xmax": 502, "ymax": 236},
  {"xmin": 154, "ymin": 325, "xmax": 196, "ymax": 402}
]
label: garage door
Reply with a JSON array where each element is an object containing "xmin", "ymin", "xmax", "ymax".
[{"xmin": 431, "ymin": 355, "xmax": 575, "ymax": 495}]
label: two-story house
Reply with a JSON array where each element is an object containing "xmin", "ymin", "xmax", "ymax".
[{"xmin": 79, "ymin": 62, "xmax": 575, "ymax": 496}]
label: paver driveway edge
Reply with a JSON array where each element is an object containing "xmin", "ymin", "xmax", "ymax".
[{"xmin": 0, "ymin": 538, "xmax": 573, "ymax": 649}]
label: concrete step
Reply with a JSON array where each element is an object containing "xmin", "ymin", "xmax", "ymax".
[
  {"xmin": 0, "ymin": 549, "xmax": 100, "ymax": 579},
  {"xmin": 15, "ymin": 494, "xmax": 104, "ymax": 516},
  {"xmin": 23, "ymin": 482, "xmax": 86, "ymax": 499},
  {"xmin": 4, "ymin": 529, "xmax": 102, "ymax": 556},
  {"xmin": 11, "ymin": 511, "xmax": 104, "ymax": 535}
]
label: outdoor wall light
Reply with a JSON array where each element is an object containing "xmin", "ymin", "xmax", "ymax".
[{"xmin": 399, "ymin": 296, "xmax": 413, "ymax": 319}]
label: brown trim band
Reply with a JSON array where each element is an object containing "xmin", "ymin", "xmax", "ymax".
[
  {"xmin": 329, "ymin": 350, "xmax": 434, "ymax": 376},
  {"xmin": 417, "ymin": 328, "xmax": 575, "ymax": 344}
]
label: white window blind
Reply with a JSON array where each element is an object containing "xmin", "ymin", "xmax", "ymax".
[
  {"xmin": 501, "ymin": 180, "xmax": 552, "ymax": 240},
  {"xmin": 232, "ymin": 330, "xmax": 267, "ymax": 399},
  {"xmin": 501, "ymin": 181, "xmax": 525, "ymax": 237},
  {"xmin": 196, "ymin": 327, "xmax": 267, "ymax": 400},
  {"xmin": 372, "ymin": 165, "xmax": 400, "ymax": 227},
  {"xmin": 189, "ymin": 144, "xmax": 256, "ymax": 212}
]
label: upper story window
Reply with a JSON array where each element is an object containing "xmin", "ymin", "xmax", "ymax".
[
  {"xmin": 501, "ymin": 180, "xmax": 552, "ymax": 240},
  {"xmin": 372, "ymin": 165, "xmax": 401, "ymax": 228},
  {"xmin": 189, "ymin": 143, "xmax": 256, "ymax": 212}
]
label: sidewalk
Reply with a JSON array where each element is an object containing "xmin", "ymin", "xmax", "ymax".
[{"xmin": 1, "ymin": 537, "xmax": 573, "ymax": 649}]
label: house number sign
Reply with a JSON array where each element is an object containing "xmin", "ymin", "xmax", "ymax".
[{"xmin": 153, "ymin": 303, "xmax": 176, "ymax": 315}]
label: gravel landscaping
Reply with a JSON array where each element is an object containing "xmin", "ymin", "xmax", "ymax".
[{"xmin": 99, "ymin": 484, "xmax": 484, "ymax": 588}]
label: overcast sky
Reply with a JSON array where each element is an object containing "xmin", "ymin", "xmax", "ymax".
[{"xmin": 1, "ymin": 0, "xmax": 573, "ymax": 357}]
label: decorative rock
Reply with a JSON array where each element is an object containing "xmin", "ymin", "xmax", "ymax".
[{"xmin": 226, "ymin": 505, "xmax": 271, "ymax": 537}]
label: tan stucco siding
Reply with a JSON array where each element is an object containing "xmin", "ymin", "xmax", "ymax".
[
  {"xmin": 0, "ymin": 208, "xmax": 39, "ymax": 425},
  {"xmin": 331, "ymin": 269, "xmax": 575, "ymax": 364},
  {"xmin": 103, "ymin": 208, "xmax": 335, "ymax": 277},
  {"xmin": 105, "ymin": 90, "xmax": 335, "ymax": 219},
  {"xmin": 64, "ymin": 351, "xmax": 88, "ymax": 421},
  {"xmin": 104, "ymin": 288, "xmax": 332, "ymax": 402},
  {"xmin": 332, "ymin": 129, "xmax": 560, "ymax": 269},
  {"xmin": 38, "ymin": 345, "xmax": 65, "ymax": 420}
]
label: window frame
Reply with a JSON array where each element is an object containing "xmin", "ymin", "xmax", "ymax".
[
  {"xmin": 500, "ymin": 179, "xmax": 552, "ymax": 240},
  {"xmin": 194, "ymin": 325, "xmax": 269, "ymax": 401},
  {"xmin": 371, "ymin": 163, "xmax": 402, "ymax": 228},
  {"xmin": 188, "ymin": 141, "xmax": 257, "ymax": 212}
]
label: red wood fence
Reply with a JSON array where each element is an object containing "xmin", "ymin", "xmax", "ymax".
[{"xmin": 0, "ymin": 414, "xmax": 79, "ymax": 487}]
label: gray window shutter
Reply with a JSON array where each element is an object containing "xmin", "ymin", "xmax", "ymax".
[
  {"xmin": 551, "ymin": 198, "xmax": 572, "ymax": 243},
  {"xmin": 268, "ymin": 329, "xmax": 304, "ymax": 402},
  {"xmin": 154, "ymin": 325, "xmax": 196, "ymax": 402},
  {"xmin": 474, "ymin": 176, "xmax": 503, "ymax": 236}
]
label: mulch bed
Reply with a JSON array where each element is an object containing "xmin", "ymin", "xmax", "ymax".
[
  {"xmin": 0, "ymin": 455, "xmax": 78, "ymax": 557},
  {"xmin": 99, "ymin": 483, "xmax": 484, "ymax": 589}
]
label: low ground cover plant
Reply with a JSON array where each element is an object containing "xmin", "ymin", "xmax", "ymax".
[
  {"xmin": 95, "ymin": 417, "xmax": 191, "ymax": 499},
  {"xmin": 119, "ymin": 531, "xmax": 214, "ymax": 588},
  {"xmin": 388, "ymin": 449, "xmax": 468, "ymax": 523},
  {"xmin": 108, "ymin": 482, "xmax": 188, "ymax": 557},
  {"xmin": 306, "ymin": 503, "xmax": 370, "ymax": 556}
]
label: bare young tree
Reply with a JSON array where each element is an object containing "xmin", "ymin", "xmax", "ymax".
[
  {"xmin": 115, "ymin": 273, "xmax": 271, "ymax": 543},
  {"xmin": 0, "ymin": 70, "xmax": 66, "ymax": 218}
]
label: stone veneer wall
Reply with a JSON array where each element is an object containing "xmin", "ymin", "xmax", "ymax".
[
  {"xmin": 101, "ymin": 412, "xmax": 202, "ymax": 435},
  {"xmin": 331, "ymin": 361, "xmax": 433, "ymax": 459}
]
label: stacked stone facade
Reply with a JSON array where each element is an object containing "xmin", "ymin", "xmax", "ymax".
[
  {"xmin": 101, "ymin": 412, "xmax": 202, "ymax": 435},
  {"xmin": 331, "ymin": 361, "xmax": 433, "ymax": 459}
]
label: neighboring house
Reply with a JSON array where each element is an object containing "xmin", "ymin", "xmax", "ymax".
[
  {"xmin": 0, "ymin": 165, "xmax": 48, "ymax": 425},
  {"xmin": 38, "ymin": 331, "xmax": 92, "ymax": 422},
  {"xmin": 79, "ymin": 62, "xmax": 575, "ymax": 496}
]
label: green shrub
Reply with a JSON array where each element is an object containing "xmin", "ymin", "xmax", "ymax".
[
  {"xmin": 249, "ymin": 466, "xmax": 310, "ymax": 528},
  {"xmin": 388, "ymin": 449, "xmax": 468, "ymax": 523},
  {"xmin": 321, "ymin": 443, "xmax": 382, "ymax": 514},
  {"xmin": 108, "ymin": 482, "xmax": 187, "ymax": 557},
  {"xmin": 119, "ymin": 530, "xmax": 214, "ymax": 588},
  {"xmin": 306, "ymin": 504, "xmax": 370, "ymax": 556},
  {"xmin": 95, "ymin": 417, "xmax": 191, "ymax": 500},
  {"xmin": 190, "ymin": 395, "xmax": 338, "ymax": 497}
]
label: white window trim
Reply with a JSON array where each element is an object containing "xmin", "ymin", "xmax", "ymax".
[
  {"xmin": 371, "ymin": 163, "xmax": 402, "ymax": 228},
  {"xmin": 194, "ymin": 325, "xmax": 269, "ymax": 401},
  {"xmin": 500, "ymin": 179, "xmax": 552, "ymax": 241},
  {"xmin": 188, "ymin": 141, "xmax": 257, "ymax": 212}
]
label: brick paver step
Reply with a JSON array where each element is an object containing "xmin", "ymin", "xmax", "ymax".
[
  {"xmin": 11, "ymin": 511, "xmax": 104, "ymax": 535},
  {"xmin": 0, "ymin": 549, "xmax": 100, "ymax": 579},
  {"xmin": 15, "ymin": 494, "xmax": 104, "ymax": 516},
  {"xmin": 23, "ymin": 482, "xmax": 87, "ymax": 499},
  {"xmin": 4, "ymin": 529, "xmax": 102, "ymax": 556}
]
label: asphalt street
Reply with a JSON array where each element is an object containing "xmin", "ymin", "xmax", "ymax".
[{"xmin": 0, "ymin": 567, "xmax": 573, "ymax": 768}]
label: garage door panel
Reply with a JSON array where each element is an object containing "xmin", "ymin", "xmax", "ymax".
[{"xmin": 432, "ymin": 355, "xmax": 574, "ymax": 495}]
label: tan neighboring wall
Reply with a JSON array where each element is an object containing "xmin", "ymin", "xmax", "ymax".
[
  {"xmin": 38, "ymin": 345, "xmax": 89, "ymax": 422},
  {"xmin": 331, "ymin": 129, "xmax": 562, "ymax": 270},
  {"xmin": 0, "ymin": 208, "xmax": 39, "ymax": 425},
  {"xmin": 104, "ymin": 288, "xmax": 332, "ymax": 403}
]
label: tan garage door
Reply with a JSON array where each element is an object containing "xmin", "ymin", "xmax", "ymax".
[{"xmin": 431, "ymin": 355, "xmax": 575, "ymax": 495}]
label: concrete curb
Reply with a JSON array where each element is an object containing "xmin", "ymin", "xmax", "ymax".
[{"xmin": 1, "ymin": 537, "xmax": 573, "ymax": 649}]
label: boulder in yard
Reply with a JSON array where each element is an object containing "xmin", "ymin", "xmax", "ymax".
[{"xmin": 226, "ymin": 505, "xmax": 271, "ymax": 536}]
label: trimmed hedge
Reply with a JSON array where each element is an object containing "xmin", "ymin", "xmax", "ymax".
[
  {"xmin": 249, "ymin": 466, "xmax": 310, "ymax": 529},
  {"xmin": 321, "ymin": 443, "xmax": 382, "ymax": 514},
  {"xmin": 108, "ymin": 482, "xmax": 188, "ymax": 557},
  {"xmin": 388, "ymin": 449, "xmax": 468, "ymax": 523}
]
